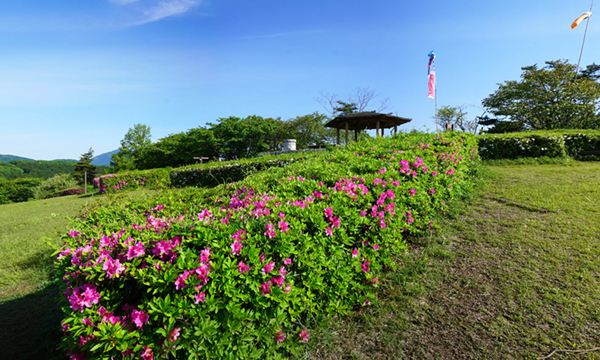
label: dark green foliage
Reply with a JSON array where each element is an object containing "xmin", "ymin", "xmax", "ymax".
[
  {"xmin": 72, "ymin": 148, "xmax": 97, "ymax": 186},
  {"xmin": 482, "ymin": 60, "xmax": 600, "ymax": 130},
  {"xmin": 0, "ymin": 178, "xmax": 43, "ymax": 204},
  {"xmin": 137, "ymin": 127, "xmax": 220, "ymax": 170},
  {"xmin": 484, "ymin": 120, "xmax": 526, "ymax": 134},
  {"xmin": 7, "ymin": 160, "xmax": 75, "ymax": 180},
  {"xmin": 477, "ymin": 130, "xmax": 600, "ymax": 159},
  {"xmin": 0, "ymin": 162, "xmax": 25, "ymax": 179},
  {"xmin": 210, "ymin": 115, "xmax": 279, "ymax": 160}
]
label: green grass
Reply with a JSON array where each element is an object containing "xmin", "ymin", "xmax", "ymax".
[
  {"xmin": 304, "ymin": 162, "xmax": 600, "ymax": 359},
  {"xmin": 0, "ymin": 190, "xmax": 156, "ymax": 360}
]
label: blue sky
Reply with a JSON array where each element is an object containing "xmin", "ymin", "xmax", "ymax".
[{"xmin": 0, "ymin": 0, "xmax": 598, "ymax": 160}]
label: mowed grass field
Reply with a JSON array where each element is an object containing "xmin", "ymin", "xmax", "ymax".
[{"xmin": 0, "ymin": 163, "xmax": 599, "ymax": 360}]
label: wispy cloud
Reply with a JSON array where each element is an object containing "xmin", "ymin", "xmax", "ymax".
[{"xmin": 109, "ymin": 0, "xmax": 201, "ymax": 26}]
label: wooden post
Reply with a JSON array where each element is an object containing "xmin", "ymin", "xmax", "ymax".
[
  {"xmin": 345, "ymin": 122, "xmax": 349, "ymax": 145},
  {"xmin": 382, "ymin": 128, "xmax": 385, "ymax": 137},
  {"xmin": 337, "ymin": 128, "xmax": 340, "ymax": 145},
  {"xmin": 376, "ymin": 120, "xmax": 380, "ymax": 137},
  {"xmin": 354, "ymin": 129, "xmax": 358, "ymax": 142},
  {"xmin": 394, "ymin": 125, "xmax": 397, "ymax": 135}
]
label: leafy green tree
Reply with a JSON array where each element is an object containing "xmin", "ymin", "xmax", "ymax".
[
  {"xmin": 436, "ymin": 105, "xmax": 479, "ymax": 134},
  {"xmin": 482, "ymin": 60, "xmax": 600, "ymax": 130},
  {"xmin": 111, "ymin": 124, "xmax": 152, "ymax": 171},
  {"xmin": 286, "ymin": 112, "xmax": 336, "ymax": 148},
  {"xmin": 137, "ymin": 127, "xmax": 220, "ymax": 169},
  {"xmin": 210, "ymin": 116, "xmax": 278, "ymax": 160},
  {"xmin": 72, "ymin": 148, "xmax": 97, "ymax": 186}
]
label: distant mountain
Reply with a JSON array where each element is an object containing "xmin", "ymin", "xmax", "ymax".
[
  {"xmin": 0, "ymin": 154, "xmax": 34, "ymax": 162},
  {"xmin": 92, "ymin": 150, "xmax": 118, "ymax": 166},
  {"xmin": 52, "ymin": 159, "xmax": 77, "ymax": 162}
]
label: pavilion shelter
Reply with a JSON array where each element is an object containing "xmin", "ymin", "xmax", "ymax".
[{"xmin": 324, "ymin": 112, "xmax": 412, "ymax": 145}]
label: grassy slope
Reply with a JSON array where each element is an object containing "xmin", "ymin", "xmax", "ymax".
[
  {"xmin": 306, "ymin": 162, "xmax": 600, "ymax": 360},
  {"xmin": 0, "ymin": 190, "xmax": 156, "ymax": 360}
]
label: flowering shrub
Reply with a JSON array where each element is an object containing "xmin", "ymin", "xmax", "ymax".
[
  {"xmin": 43, "ymin": 187, "xmax": 85, "ymax": 199},
  {"xmin": 54, "ymin": 132, "xmax": 480, "ymax": 359},
  {"xmin": 94, "ymin": 169, "xmax": 171, "ymax": 195},
  {"xmin": 477, "ymin": 130, "xmax": 600, "ymax": 160}
]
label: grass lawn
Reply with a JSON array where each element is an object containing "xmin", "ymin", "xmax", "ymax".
[
  {"xmin": 305, "ymin": 162, "xmax": 600, "ymax": 359},
  {"xmin": 0, "ymin": 190, "xmax": 156, "ymax": 360}
]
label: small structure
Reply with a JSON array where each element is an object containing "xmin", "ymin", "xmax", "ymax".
[
  {"xmin": 282, "ymin": 139, "xmax": 296, "ymax": 152},
  {"xmin": 193, "ymin": 157, "xmax": 209, "ymax": 164},
  {"xmin": 324, "ymin": 112, "xmax": 412, "ymax": 145}
]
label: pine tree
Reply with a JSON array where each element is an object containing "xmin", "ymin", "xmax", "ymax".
[{"xmin": 73, "ymin": 148, "xmax": 97, "ymax": 186}]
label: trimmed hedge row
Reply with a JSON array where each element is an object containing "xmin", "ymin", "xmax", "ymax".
[
  {"xmin": 54, "ymin": 133, "xmax": 481, "ymax": 360},
  {"xmin": 0, "ymin": 178, "xmax": 43, "ymax": 205},
  {"xmin": 170, "ymin": 153, "xmax": 315, "ymax": 189},
  {"xmin": 94, "ymin": 153, "xmax": 320, "ymax": 195},
  {"xmin": 477, "ymin": 130, "xmax": 600, "ymax": 160}
]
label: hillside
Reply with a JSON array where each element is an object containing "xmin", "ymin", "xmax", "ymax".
[
  {"xmin": 91, "ymin": 149, "xmax": 118, "ymax": 166},
  {"xmin": 0, "ymin": 154, "xmax": 33, "ymax": 162}
]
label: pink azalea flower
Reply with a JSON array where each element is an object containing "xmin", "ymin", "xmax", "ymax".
[
  {"xmin": 331, "ymin": 217, "xmax": 341, "ymax": 228},
  {"xmin": 360, "ymin": 210, "xmax": 367, "ymax": 216},
  {"xmin": 299, "ymin": 328, "xmax": 310, "ymax": 342},
  {"xmin": 131, "ymin": 309, "xmax": 149, "ymax": 329},
  {"xmin": 278, "ymin": 220, "xmax": 289, "ymax": 234},
  {"xmin": 279, "ymin": 212, "xmax": 285, "ymax": 219},
  {"xmin": 276, "ymin": 329, "xmax": 286, "ymax": 344},
  {"xmin": 141, "ymin": 346, "xmax": 154, "ymax": 360},
  {"xmin": 283, "ymin": 258, "xmax": 292, "ymax": 265},
  {"xmin": 410, "ymin": 188, "xmax": 416, "ymax": 196},
  {"xmin": 365, "ymin": 299, "xmax": 371, "ymax": 305},
  {"xmin": 262, "ymin": 261, "xmax": 275, "ymax": 275},
  {"xmin": 270, "ymin": 275, "xmax": 285, "ymax": 287},
  {"xmin": 199, "ymin": 248, "xmax": 211, "ymax": 263},
  {"xmin": 284, "ymin": 283, "xmax": 291, "ymax": 293},
  {"xmin": 126, "ymin": 242, "xmax": 145, "ymax": 260},
  {"xmin": 231, "ymin": 240, "xmax": 243, "ymax": 256},
  {"xmin": 429, "ymin": 188, "xmax": 435, "ymax": 195},
  {"xmin": 169, "ymin": 328, "xmax": 181, "ymax": 342},
  {"xmin": 361, "ymin": 260, "xmax": 370, "ymax": 273},
  {"xmin": 238, "ymin": 262, "xmax": 251, "ymax": 274},
  {"xmin": 325, "ymin": 226, "xmax": 333, "ymax": 237},
  {"xmin": 373, "ymin": 277, "xmax": 379, "ymax": 285},
  {"xmin": 260, "ymin": 254, "xmax": 266, "ymax": 262},
  {"xmin": 373, "ymin": 244, "xmax": 380, "ymax": 251},
  {"xmin": 102, "ymin": 257, "xmax": 126, "ymax": 279},
  {"xmin": 352, "ymin": 248, "xmax": 358, "ymax": 258},
  {"xmin": 432, "ymin": 171, "xmax": 438, "ymax": 177},
  {"xmin": 279, "ymin": 266, "xmax": 287, "ymax": 276},
  {"xmin": 259, "ymin": 282, "xmax": 272, "ymax": 296},
  {"xmin": 194, "ymin": 292, "xmax": 206, "ymax": 304},
  {"xmin": 324, "ymin": 207, "xmax": 333, "ymax": 217}
]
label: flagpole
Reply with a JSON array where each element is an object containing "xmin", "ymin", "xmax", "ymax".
[
  {"xmin": 576, "ymin": 0, "xmax": 594, "ymax": 74},
  {"xmin": 435, "ymin": 82, "xmax": 438, "ymax": 133}
]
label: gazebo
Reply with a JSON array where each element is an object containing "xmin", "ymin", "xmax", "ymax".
[{"xmin": 324, "ymin": 112, "xmax": 412, "ymax": 145}]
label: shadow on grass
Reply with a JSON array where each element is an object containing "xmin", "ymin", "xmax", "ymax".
[{"xmin": 0, "ymin": 283, "xmax": 66, "ymax": 360}]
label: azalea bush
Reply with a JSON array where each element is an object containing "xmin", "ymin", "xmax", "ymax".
[
  {"xmin": 54, "ymin": 132, "xmax": 480, "ymax": 360},
  {"xmin": 94, "ymin": 169, "xmax": 171, "ymax": 195},
  {"xmin": 477, "ymin": 130, "xmax": 600, "ymax": 160},
  {"xmin": 34, "ymin": 173, "xmax": 79, "ymax": 199},
  {"xmin": 43, "ymin": 187, "xmax": 85, "ymax": 199}
]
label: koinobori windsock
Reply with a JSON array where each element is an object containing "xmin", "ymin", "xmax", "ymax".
[{"xmin": 427, "ymin": 51, "xmax": 436, "ymax": 99}]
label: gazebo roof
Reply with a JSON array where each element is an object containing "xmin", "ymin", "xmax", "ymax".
[{"xmin": 324, "ymin": 112, "xmax": 412, "ymax": 131}]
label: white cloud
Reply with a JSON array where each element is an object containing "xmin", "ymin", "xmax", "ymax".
[{"xmin": 109, "ymin": 0, "xmax": 200, "ymax": 25}]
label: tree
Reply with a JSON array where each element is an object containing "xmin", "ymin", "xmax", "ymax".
[
  {"xmin": 209, "ymin": 116, "xmax": 278, "ymax": 160},
  {"xmin": 286, "ymin": 112, "xmax": 336, "ymax": 148},
  {"xmin": 111, "ymin": 124, "xmax": 152, "ymax": 171},
  {"xmin": 72, "ymin": 148, "xmax": 97, "ymax": 186},
  {"xmin": 482, "ymin": 60, "xmax": 600, "ymax": 130},
  {"xmin": 317, "ymin": 87, "xmax": 390, "ymax": 116},
  {"xmin": 435, "ymin": 105, "xmax": 479, "ymax": 134}
]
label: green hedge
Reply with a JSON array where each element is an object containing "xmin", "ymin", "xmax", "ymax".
[
  {"xmin": 0, "ymin": 178, "xmax": 43, "ymax": 205},
  {"xmin": 54, "ymin": 133, "xmax": 481, "ymax": 359},
  {"xmin": 170, "ymin": 152, "xmax": 317, "ymax": 189},
  {"xmin": 94, "ymin": 169, "xmax": 171, "ymax": 194},
  {"xmin": 477, "ymin": 130, "xmax": 600, "ymax": 160}
]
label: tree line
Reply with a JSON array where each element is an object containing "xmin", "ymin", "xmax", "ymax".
[{"xmin": 0, "ymin": 159, "xmax": 108, "ymax": 181}]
